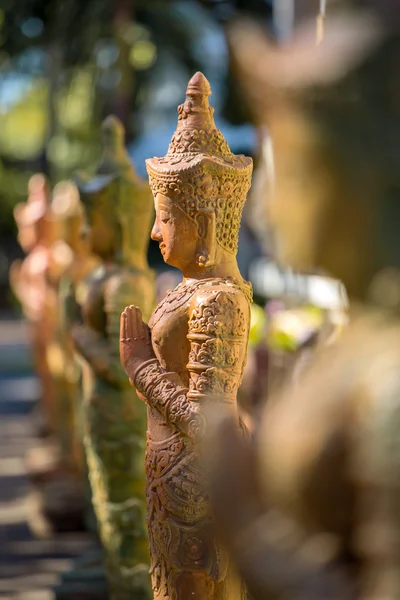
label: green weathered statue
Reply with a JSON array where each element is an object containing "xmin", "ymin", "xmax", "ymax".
[{"xmin": 73, "ymin": 116, "xmax": 155, "ymax": 599}]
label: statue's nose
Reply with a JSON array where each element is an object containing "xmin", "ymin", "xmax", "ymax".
[{"xmin": 151, "ymin": 221, "xmax": 162, "ymax": 242}]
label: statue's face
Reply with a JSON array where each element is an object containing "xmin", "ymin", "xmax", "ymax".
[
  {"xmin": 152, "ymin": 193, "xmax": 197, "ymax": 270},
  {"xmin": 86, "ymin": 203, "xmax": 115, "ymax": 258}
]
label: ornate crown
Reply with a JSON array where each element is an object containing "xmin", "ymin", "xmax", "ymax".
[{"xmin": 146, "ymin": 72, "xmax": 253, "ymax": 255}]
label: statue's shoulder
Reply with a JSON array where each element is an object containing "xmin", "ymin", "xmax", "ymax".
[
  {"xmin": 189, "ymin": 277, "xmax": 251, "ymax": 311},
  {"xmin": 259, "ymin": 311, "xmax": 400, "ymax": 515},
  {"xmin": 188, "ymin": 278, "xmax": 251, "ymax": 337}
]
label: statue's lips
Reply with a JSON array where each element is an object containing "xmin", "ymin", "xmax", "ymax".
[{"xmin": 159, "ymin": 244, "xmax": 166, "ymax": 254}]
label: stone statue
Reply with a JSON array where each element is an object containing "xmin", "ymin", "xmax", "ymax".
[
  {"xmin": 208, "ymin": 4, "xmax": 400, "ymax": 600},
  {"xmin": 119, "ymin": 72, "xmax": 253, "ymax": 600},
  {"xmin": 51, "ymin": 180, "xmax": 100, "ymax": 476},
  {"xmin": 73, "ymin": 115, "xmax": 155, "ymax": 599},
  {"xmin": 51, "ymin": 181, "xmax": 107, "ymax": 599},
  {"xmin": 11, "ymin": 174, "xmax": 57, "ymax": 435},
  {"xmin": 11, "ymin": 175, "xmax": 89, "ymax": 536}
]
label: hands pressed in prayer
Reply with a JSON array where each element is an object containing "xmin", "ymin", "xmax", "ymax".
[{"xmin": 120, "ymin": 305, "xmax": 156, "ymax": 381}]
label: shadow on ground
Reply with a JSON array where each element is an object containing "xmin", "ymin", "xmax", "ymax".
[{"xmin": 0, "ymin": 320, "xmax": 96, "ymax": 600}]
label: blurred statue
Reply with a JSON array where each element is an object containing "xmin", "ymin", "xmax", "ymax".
[
  {"xmin": 11, "ymin": 174, "xmax": 88, "ymax": 535},
  {"xmin": 245, "ymin": 126, "xmax": 275, "ymax": 256},
  {"xmin": 11, "ymin": 174, "xmax": 56, "ymax": 436},
  {"xmin": 51, "ymin": 181, "xmax": 106, "ymax": 599},
  {"xmin": 73, "ymin": 116, "xmax": 155, "ymax": 599},
  {"xmin": 51, "ymin": 180, "xmax": 100, "ymax": 476},
  {"xmin": 237, "ymin": 302, "xmax": 269, "ymax": 431},
  {"xmin": 209, "ymin": 3, "xmax": 400, "ymax": 599},
  {"xmin": 120, "ymin": 72, "xmax": 253, "ymax": 600}
]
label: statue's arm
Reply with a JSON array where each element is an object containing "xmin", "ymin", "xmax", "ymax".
[
  {"xmin": 74, "ymin": 276, "xmax": 138, "ymax": 387},
  {"xmin": 131, "ymin": 289, "xmax": 249, "ymax": 438}
]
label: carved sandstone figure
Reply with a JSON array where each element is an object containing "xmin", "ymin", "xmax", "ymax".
[
  {"xmin": 209, "ymin": 5, "xmax": 400, "ymax": 600},
  {"xmin": 11, "ymin": 175, "xmax": 57, "ymax": 435},
  {"xmin": 73, "ymin": 116, "xmax": 155, "ymax": 599},
  {"xmin": 51, "ymin": 180, "xmax": 100, "ymax": 476},
  {"xmin": 51, "ymin": 181, "xmax": 108, "ymax": 598},
  {"xmin": 12, "ymin": 175, "xmax": 89, "ymax": 535},
  {"xmin": 120, "ymin": 72, "xmax": 253, "ymax": 600}
]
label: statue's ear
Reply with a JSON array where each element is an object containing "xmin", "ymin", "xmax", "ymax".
[{"xmin": 195, "ymin": 209, "xmax": 216, "ymax": 268}]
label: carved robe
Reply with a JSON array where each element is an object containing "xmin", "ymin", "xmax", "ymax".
[
  {"xmin": 80, "ymin": 264, "xmax": 155, "ymax": 598},
  {"xmin": 132, "ymin": 276, "xmax": 251, "ymax": 600}
]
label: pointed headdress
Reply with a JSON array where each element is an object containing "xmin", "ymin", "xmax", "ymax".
[
  {"xmin": 76, "ymin": 115, "xmax": 152, "ymax": 221},
  {"xmin": 146, "ymin": 72, "xmax": 253, "ymax": 255}
]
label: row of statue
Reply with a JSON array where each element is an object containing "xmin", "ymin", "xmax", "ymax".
[
  {"xmin": 10, "ymin": 2, "xmax": 400, "ymax": 597},
  {"xmin": 11, "ymin": 71, "xmax": 252, "ymax": 600}
]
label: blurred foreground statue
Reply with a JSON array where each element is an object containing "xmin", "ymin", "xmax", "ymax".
[
  {"xmin": 120, "ymin": 72, "xmax": 252, "ymax": 600},
  {"xmin": 209, "ymin": 3, "xmax": 400, "ymax": 600},
  {"xmin": 73, "ymin": 116, "xmax": 155, "ymax": 599}
]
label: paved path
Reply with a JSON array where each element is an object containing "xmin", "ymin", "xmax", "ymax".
[{"xmin": 0, "ymin": 320, "xmax": 96, "ymax": 599}]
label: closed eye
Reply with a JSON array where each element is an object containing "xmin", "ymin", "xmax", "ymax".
[{"xmin": 160, "ymin": 211, "xmax": 171, "ymax": 224}]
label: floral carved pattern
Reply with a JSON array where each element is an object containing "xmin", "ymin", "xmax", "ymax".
[
  {"xmin": 168, "ymin": 127, "xmax": 232, "ymax": 159},
  {"xmin": 189, "ymin": 291, "xmax": 247, "ymax": 338},
  {"xmin": 189, "ymin": 338, "xmax": 239, "ymax": 369},
  {"xmin": 189, "ymin": 368, "xmax": 236, "ymax": 396}
]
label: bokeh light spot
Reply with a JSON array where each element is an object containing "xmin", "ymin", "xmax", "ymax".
[
  {"xmin": 129, "ymin": 41, "xmax": 157, "ymax": 70},
  {"xmin": 21, "ymin": 18, "xmax": 44, "ymax": 38},
  {"xmin": 120, "ymin": 22, "xmax": 150, "ymax": 45}
]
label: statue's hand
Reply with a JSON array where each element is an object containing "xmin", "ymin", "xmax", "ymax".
[{"xmin": 120, "ymin": 305, "xmax": 156, "ymax": 379}]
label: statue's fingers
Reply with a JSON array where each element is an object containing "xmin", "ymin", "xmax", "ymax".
[
  {"xmin": 137, "ymin": 307, "xmax": 145, "ymax": 337},
  {"xmin": 126, "ymin": 305, "xmax": 137, "ymax": 339},
  {"xmin": 132, "ymin": 305, "xmax": 144, "ymax": 337},
  {"xmin": 120, "ymin": 310, "xmax": 128, "ymax": 340}
]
